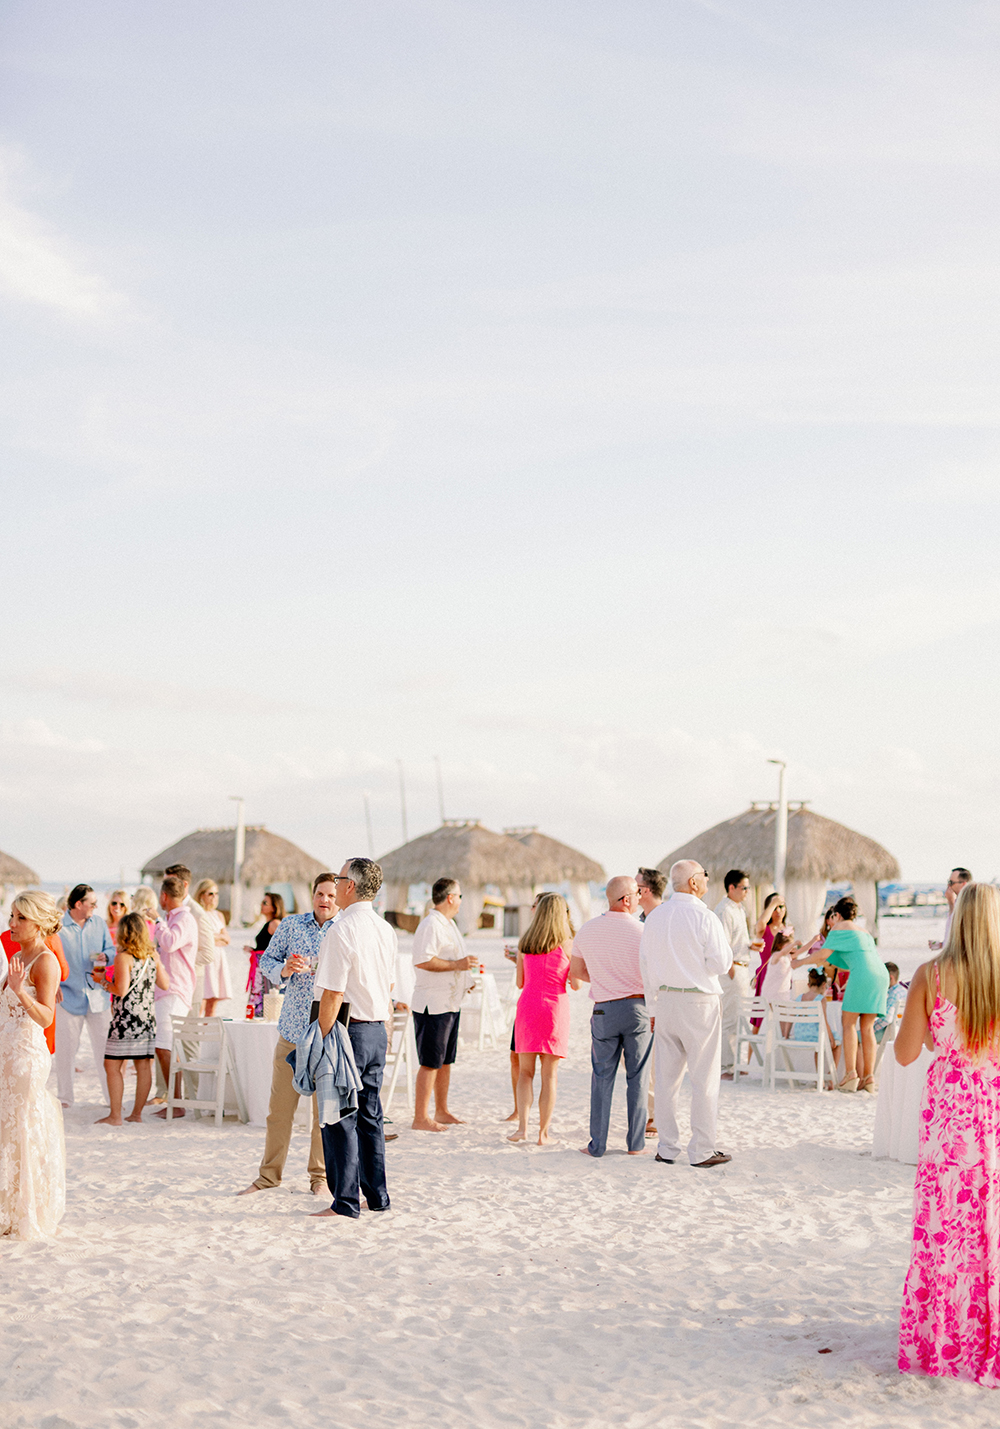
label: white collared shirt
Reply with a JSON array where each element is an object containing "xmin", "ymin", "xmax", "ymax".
[
  {"xmin": 713, "ymin": 896, "xmax": 754, "ymax": 971},
  {"xmin": 411, "ymin": 909, "xmax": 471, "ymax": 1015},
  {"xmin": 314, "ymin": 901, "xmax": 396, "ymax": 1021},
  {"xmin": 640, "ymin": 892, "xmax": 733, "ymax": 999}
]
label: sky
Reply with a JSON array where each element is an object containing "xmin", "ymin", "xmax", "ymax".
[{"xmin": 2, "ymin": 0, "xmax": 999, "ymax": 885}]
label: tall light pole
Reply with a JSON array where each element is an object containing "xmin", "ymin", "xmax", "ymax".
[
  {"xmin": 767, "ymin": 759, "xmax": 787, "ymax": 894},
  {"xmin": 230, "ymin": 796, "xmax": 245, "ymax": 927},
  {"xmin": 397, "ymin": 760, "xmax": 408, "ymax": 845},
  {"xmin": 434, "ymin": 754, "xmax": 445, "ymax": 826}
]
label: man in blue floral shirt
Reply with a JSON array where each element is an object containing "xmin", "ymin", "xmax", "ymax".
[{"xmin": 238, "ymin": 874, "xmax": 338, "ymax": 1196}]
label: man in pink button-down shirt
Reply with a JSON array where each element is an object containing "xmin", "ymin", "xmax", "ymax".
[{"xmin": 153, "ymin": 875, "xmax": 198, "ymax": 1117}]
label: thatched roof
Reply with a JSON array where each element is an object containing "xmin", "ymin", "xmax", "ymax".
[
  {"xmin": 504, "ymin": 827, "xmax": 605, "ymax": 883},
  {"xmin": 0, "ymin": 848, "xmax": 40, "ymax": 885},
  {"xmin": 379, "ymin": 822, "xmax": 540, "ymax": 888},
  {"xmin": 141, "ymin": 827, "xmax": 327, "ymax": 885},
  {"xmin": 658, "ymin": 805, "xmax": 900, "ymax": 884}
]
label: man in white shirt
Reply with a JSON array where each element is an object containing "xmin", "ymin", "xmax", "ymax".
[
  {"xmin": 929, "ymin": 867, "xmax": 971, "ymax": 951},
  {"xmin": 153, "ymin": 876, "xmax": 199, "ymax": 1118},
  {"xmin": 640, "ymin": 859, "xmax": 733, "ymax": 1168},
  {"xmin": 312, "ymin": 857, "xmax": 397, "ymax": 1221},
  {"xmin": 714, "ymin": 868, "xmax": 755, "ymax": 1079},
  {"xmin": 410, "ymin": 878, "xmax": 477, "ymax": 1132},
  {"xmin": 571, "ymin": 876, "xmax": 651, "ymax": 1158}
]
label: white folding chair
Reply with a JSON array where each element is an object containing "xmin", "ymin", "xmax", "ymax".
[
  {"xmin": 166, "ymin": 1016, "xmax": 248, "ymax": 1125},
  {"xmin": 382, "ymin": 1007, "xmax": 416, "ymax": 1114},
  {"xmin": 874, "ymin": 1005, "xmax": 902, "ymax": 1077},
  {"xmin": 464, "ymin": 975, "xmax": 502, "ymax": 1050},
  {"xmin": 766, "ymin": 1001, "xmax": 832, "ymax": 1093},
  {"xmin": 498, "ymin": 970, "xmax": 520, "ymax": 1033},
  {"xmin": 733, "ymin": 997, "xmax": 770, "ymax": 1081}
]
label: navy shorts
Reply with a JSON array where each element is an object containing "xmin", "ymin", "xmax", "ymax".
[{"xmin": 412, "ymin": 1009, "xmax": 461, "ymax": 1069}]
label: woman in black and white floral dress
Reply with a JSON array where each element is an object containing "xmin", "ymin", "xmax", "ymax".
[{"xmin": 97, "ymin": 913, "xmax": 169, "ymax": 1126}]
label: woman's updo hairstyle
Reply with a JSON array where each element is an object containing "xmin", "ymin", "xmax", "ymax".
[
  {"xmin": 831, "ymin": 895, "xmax": 859, "ymax": 921},
  {"xmin": 12, "ymin": 890, "xmax": 62, "ymax": 938}
]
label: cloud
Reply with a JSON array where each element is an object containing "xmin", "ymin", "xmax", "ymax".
[
  {"xmin": 0, "ymin": 718, "xmax": 103, "ymax": 753},
  {"xmin": 0, "ymin": 147, "xmax": 124, "ymax": 321}
]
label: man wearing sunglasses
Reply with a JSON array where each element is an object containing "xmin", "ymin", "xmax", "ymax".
[{"xmin": 929, "ymin": 867, "xmax": 972, "ymax": 951}]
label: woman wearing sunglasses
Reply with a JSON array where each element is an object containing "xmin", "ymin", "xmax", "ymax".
[{"xmin": 105, "ymin": 890, "xmax": 130, "ymax": 946}]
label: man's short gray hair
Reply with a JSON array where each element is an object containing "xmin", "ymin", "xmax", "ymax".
[
  {"xmin": 346, "ymin": 857, "xmax": 383, "ymax": 902},
  {"xmin": 669, "ymin": 859, "xmax": 703, "ymax": 892}
]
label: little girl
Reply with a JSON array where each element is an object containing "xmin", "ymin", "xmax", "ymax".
[{"xmin": 762, "ymin": 932, "xmax": 819, "ymax": 1037}]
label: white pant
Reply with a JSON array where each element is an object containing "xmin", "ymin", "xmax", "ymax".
[
  {"xmin": 653, "ymin": 991, "xmax": 723, "ymax": 1165},
  {"xmin": 720, "ymin": 964, "xmax": 752, "ymax": 1071},
  {"xmin": 55, "ymin": 1005, "xmax": 111, "ymax": 1105}
]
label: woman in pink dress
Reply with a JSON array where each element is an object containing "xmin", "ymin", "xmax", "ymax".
[
  {"xmin": 897, "ymin": 882, "xmax": 1000, "ymax": 1386},
  {"xmin": 509, "ymin": 894, "xmax": 580, "ymax": 1146}
]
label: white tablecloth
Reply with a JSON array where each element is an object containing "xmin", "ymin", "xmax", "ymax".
[
  {"xmin": 872, "ymin": 1044, "xmax": 934, "ymax": 1164},
  {"xmin": 461, "ymin": 972, "xmax": 505, "ymax": 1045},
  {"xmin": 214, "ymin": 1019, "xmax": 309, "ymax": 1128}
]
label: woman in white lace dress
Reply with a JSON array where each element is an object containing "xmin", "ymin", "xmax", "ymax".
[
  {"xmin": 1, "ymin": 891, "xmax": 66, "ymax": 1240},
  {"xmin": 194, "ymin": 879, "xmax": 231, "ymax": 1016}
]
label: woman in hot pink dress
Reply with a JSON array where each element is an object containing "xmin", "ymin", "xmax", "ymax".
[
  {"xmin": 897, "ymin": 882, "xmax": 1000, "ymax": 1387},
  {"xmin": 509, "ymin": 894, "xmax": 579, "ymax": 1146}
]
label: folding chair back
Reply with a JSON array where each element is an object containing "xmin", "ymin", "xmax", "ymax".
[
  {"xmin": 766, "ymin": 1001, "xmax": 831, "ymax": 1092},
  {"xmin": 733, "ymin": 997, "xmax": 770, "ymax": 1081},
  {"xmin": 382, "ymin": 1007, "xmax": 416, "ymax": 1114},
  {"xmin": 166, "ymin": 1016, "xmax": 248, "ymax": 1125}
]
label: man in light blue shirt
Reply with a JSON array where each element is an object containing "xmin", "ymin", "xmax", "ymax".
[
  {"xmin": 238, "ymin": 874, "xmax": 338, "ymax": 1197},
  {"xmin": 56, "ymin": 883, "xmax": 114, "ymax": 1107}
]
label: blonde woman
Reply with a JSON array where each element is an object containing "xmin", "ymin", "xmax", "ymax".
[
  {"xmin": 1, "ymin": 891, "xmax": 66, "ymax": 1239},
  {"xmin": 106, "ymin": 889, "xmax": 129, "ymax": 944},
  {"xmin": 898, "ymin": 883, "xmax": 1000, "ymax": 1387},
  {"xmin": 194, "ymin": 879, "xmax": 231, "ymax": 1016},
  {"xmin": 97, "ymin": 912, "xmax": 170, "ymax": 1126},
  {"xmin": 131, "ymin": 885, "xmax": 160, "ymax": 930},
  {"xmin": 508, "ymin": 893, "xmax": 580, "ymax": 1146}
]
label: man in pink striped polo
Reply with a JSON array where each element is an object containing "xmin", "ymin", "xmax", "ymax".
[{"xmin": 570, "ymin": 876, "xmax": 652, "ymax": 1158}]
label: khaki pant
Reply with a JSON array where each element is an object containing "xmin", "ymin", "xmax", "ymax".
[{"xmin": 253, "ymin": 1035, "xmax": 326, "ymax": 1190}]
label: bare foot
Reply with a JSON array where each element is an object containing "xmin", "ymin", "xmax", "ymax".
[
  {"xmin": 60, "ymin": 1101, "xmax": 70, "ymax": 1109},
  {"xmin": 124, "ymin": 1114, "xmax": 144, "ymax": 1124},
  {"xmin": 579, "ymin": 1146, "xmax": 597, "ymax": 1156},
  {"xmin": 537, "ymin": 1131, "xmax": 551, "ymax": 1145},
  {"xmin": 95, "ymin": 1115, "xmax": 122, "ymax": 1126},
  {"xmin": 237, "ymin": 1184, "xmax": 264, "ymax": 1196},
  {"xmin": 503, "ymin": 1110, "xmax": 518, "ymax": 1122},
  {"xmin": 435, "ymin": 1112, "xmax": 465, "ymax": 1125},
  {"xmin": 311, "ymin": 1183, "xmax": 328, "ymax": 1196},
  {"xmin": 627, "ymin": 1148, "xmax": 649, "ymax": 1156},
  {"xmin": 720, "ymin": 1071, "xmax": 735, "ymax": 1081},
  {"xmin": 310, "ymin": 1209, "xmax": 353, "ymax": 1220},
  {"xmin": 411, "ymin": 1118, "xmax": 447, "ymax": 1132},
  {"xmin": 507, "ymin": 1130, "xmax": 527, "ymax": 1142},
  {"xmin": 154, "ymin": 1107, "xmax": 186, "ymax": 1119}
]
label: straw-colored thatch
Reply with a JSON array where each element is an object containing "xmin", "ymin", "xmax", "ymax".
[
  {"xmin": 378, "ymin": 821, "xmax": 539, "ymax": 888},
  {"xmin": 142, "ymin": 827, "xmax": 327, "ymax": 886},
  {"xmin": 503, "ymin": 827, "xmax": 605, "ymax": 883},
  {"xmin": 658, "ymin": 805, "xmax": 900, "ymax": 884},
  {"xmin": 0, "ymin": 848, "xmax": 40, "ymax": 885}
]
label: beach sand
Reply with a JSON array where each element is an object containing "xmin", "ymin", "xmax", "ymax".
[{"xmin": 2, "ymin": 916, "xmax": 986, "ymax": 1429}]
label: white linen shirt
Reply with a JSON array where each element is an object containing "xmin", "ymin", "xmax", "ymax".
[
  {"xmin": 713, "ymin": 896, "xmax": 754, "ymax": 971},
  {"xmin": 410, "ymin": 910, "xmax": 471, "ymax": 1015},
  {"xmin": 639, "ymin": 892, "xmax": 733, "ymax": 999},
  {"xmin": 314, "ymin": 901, "xmax": 396, "ymax": 1022}
]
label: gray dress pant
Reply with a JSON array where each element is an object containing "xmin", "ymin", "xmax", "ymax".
[{"xmin": 587, "ymin": 998, "xmax": 653, "ymax": 1156}]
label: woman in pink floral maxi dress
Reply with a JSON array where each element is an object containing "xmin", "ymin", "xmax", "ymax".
[{"xmin": 896, "ymin": 882, "xmax": 1000, "ymax": 1387}]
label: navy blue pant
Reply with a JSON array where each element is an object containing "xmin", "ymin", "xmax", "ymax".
[
  {"xmin": 320, "ymin": 1021, "xmax": 390, "ymax": 1218},
  {"xmin": 588, "ymin": 998, "xmax": 653, "ymax": 1156}
]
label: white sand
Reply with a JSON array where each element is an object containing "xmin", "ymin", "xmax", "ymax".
[{"xmin": 2, "ymin": 916, "xmax": 990, "ymax": 1428}]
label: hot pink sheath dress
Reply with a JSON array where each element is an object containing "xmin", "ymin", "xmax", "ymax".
[{"xmin": 514, "ymin": 946, "xmax": 571, "ymax": 1057}]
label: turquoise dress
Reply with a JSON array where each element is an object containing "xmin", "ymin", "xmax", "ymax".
[{"xmin": 822, "ymin": 929, "xmax": 889, "ymax": 1015}]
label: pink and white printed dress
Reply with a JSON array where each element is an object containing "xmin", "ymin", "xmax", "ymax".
[{"xmin": 899, "ymin": 978, "xmax": 1000, "ymax": 1386}]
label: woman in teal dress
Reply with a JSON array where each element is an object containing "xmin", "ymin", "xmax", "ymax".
[{"xmin": 822, "ymin": 895, "xmax": 889, "ymax": 1094}]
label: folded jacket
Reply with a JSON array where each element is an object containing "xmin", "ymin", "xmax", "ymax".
[{"xmin": 286, "ymin": 1019, "xmax": 363, "ymax": 1127}]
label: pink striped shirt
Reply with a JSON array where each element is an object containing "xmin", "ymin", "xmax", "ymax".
[{"xmin": 571, "ymin": 911, "xmax": 644, "ymax": 1001}]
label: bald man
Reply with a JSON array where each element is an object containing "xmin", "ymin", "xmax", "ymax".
[
  {"xmin": 570, "ymin": 876, "xmax": 652, "ymax": 1158},
  {"xmin": 640, "ymin": 859, "xmax": 733, "ymax": 1168}
]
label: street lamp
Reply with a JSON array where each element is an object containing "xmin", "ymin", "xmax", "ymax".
[{"xmin": 767, "ymin": 759, "xmax": 787, "ymax": 895}]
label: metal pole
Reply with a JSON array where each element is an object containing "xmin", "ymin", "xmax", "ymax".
[
  {"xmin": 768, "ymin": 759, "xmax": 787, "ymax": 894},
  {"xmin": 397, "ymin": 760, "xmax": 408, "ymax": 844},
  {"xmin": 434, "ymin": 755, "xmax": 445, "ymax": 826},
  {"xmin": 230, "ymin": 796, "xmax": 245, "ymax": 927},
  {"xmin": 363, "ymin": 793, "xmax": 375, "ymax": 858}
]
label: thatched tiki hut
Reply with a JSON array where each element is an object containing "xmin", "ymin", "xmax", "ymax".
[
  {"xmin": 658, "ymin": 804, "xmax": 900, "ymax": 938},
  {"xmin": 503, "ymin": 827, "xmax": 604, "ymax": 926},
  {"xmin": 142, "ymin": 826, "xmax": 327, "ymax": 924},
  {"xmin": 0, "ymin": 847, "xmax": 41, "ymax": 915}
]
